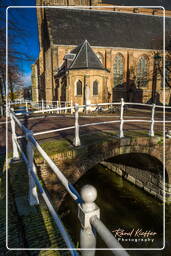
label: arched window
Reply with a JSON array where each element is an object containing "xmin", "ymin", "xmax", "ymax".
[
  {"xmin": 76, "ymin": 80, "xmax": 82, "ymax": 96},
  {"xmin": 136, "ymin": 56, "xmax": 148, "ymax": 87},
  {"xmin": 113, "ymin": 54, "xmax": 124, "ymax": 87},
  {"xmin": 93, "ymin": 80, "xmax": 98, "ymax": 95},
  {"xmin": 96, "ymin": 52, "xmax": 103, "ymax": 64}
]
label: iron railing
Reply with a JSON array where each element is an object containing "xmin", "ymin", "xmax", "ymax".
[{"xmin": 9, "ymin": 102, "xmax": 135, "ymax": 255}]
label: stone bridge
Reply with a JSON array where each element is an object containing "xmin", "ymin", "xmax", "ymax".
[{"xmin": 35, "ymin": 135, "xmax": 171, "ymax": 206}]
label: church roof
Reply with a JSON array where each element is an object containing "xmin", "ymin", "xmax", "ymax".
[
  {"xmin": 102, "ymin": 0, "xmax": 171, "ymax": 11},
  {"xmin": 45, "ymin": 8, "xmax": 171, "ymax": 50},
  {"xmin": 69, "ymin": 40, "xmax": 106, "ymax": 70}
]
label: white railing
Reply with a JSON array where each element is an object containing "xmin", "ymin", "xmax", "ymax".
[
  {"xmin": 9, "ymin": 108, "xmax": 130, "ymax": 255},
  {"xmin": 6, "ymin": 99, "xmax": 73, "ymax": 115},
  {"xmin": 13, "ymin": 98, "xmax": 171, "ymax": 142}
]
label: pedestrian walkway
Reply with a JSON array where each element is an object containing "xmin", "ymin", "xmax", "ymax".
[{"xmin": 0, "ymin": 158, "xmax": 72, "ymax": 256}]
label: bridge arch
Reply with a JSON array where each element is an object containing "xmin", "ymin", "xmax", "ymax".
[
  {"xmin": 37, "ymin": 136, "xmax": 171, "ymax": 207},
  {"xmin": 74, "ymin": 137, "xmax": 170, "ymax": 182}
]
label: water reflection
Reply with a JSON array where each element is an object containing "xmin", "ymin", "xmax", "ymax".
[{"xmin": 60, "ymin": 164, "xmax": 171, "ymax": 256}]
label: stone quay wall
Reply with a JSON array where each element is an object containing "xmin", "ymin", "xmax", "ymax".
[{"xmin": 101, "ymin": 161, "xmax": 171, "ymax": 203}]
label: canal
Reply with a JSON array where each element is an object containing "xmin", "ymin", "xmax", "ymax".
[{"xmin": 60, "ymin": 164, "xmax": 171, "ymax": 256}]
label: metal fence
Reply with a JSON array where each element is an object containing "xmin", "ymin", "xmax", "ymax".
[
  {"xmin": 12, "ymin": 98, "xmax": 171, "ymax": 142},
  {"xmin": 9, "ymin": 102, "xmax": 133, "ymax": 256}
]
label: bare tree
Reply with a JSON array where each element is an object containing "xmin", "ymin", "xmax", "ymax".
[{"xmin": 0, "ymin": 4, "xmax": 34, "ymax": 104}]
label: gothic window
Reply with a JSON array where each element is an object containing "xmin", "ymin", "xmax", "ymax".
[
  {"xmin": 96, "ymin": 52, "xmax": 104, "ymax": 64},
  {"xmin": 76, "ymin": 80, "xmax": 82, "ymax": 96},
  {"xmin": 93, "ymin": 80, "xmax": 98, "ymax": 95},
  {"xmin": 136, "ymin": 56, "xmax": 148, "ymax": 87},
  {"xmin": 113, "ymin": 54, "xmax": 124, "ymax": 87}
]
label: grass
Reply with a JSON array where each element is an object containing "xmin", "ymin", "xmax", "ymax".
[
  {"xmin": 34, "ymin": 131, "xmax": 115, "ymax": 160},
  {"xmin": 34, "ymin": 139, "xmax": 72, "ymax": 159}
]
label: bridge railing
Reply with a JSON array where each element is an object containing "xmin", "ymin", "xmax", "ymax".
[
  {"xmin": 6, "ymin": 99, "xmax": 73, "ymax": 115},
  {"xmin": 9, "ymin": 109, "xmax": 130, "ymax": 256},
  {"xmin": 14, "ymin": 98, "xmax": 171, "ymax": 143}
]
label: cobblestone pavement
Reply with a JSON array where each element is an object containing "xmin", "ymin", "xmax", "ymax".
[{"xmin": 0, "ymin": 158, "xmax": 74, "ymax": 256}]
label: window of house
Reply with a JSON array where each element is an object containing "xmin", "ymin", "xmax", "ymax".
[
  {"xmin": 93, "ymin": 80, "xmax": 98, "ymax": 95},
  {"xmin": 136, "ymin": 56, "xmax": 148, "ymax": 87},
  {"xmin": 76, "ymin": 80, "xmax": 82, "ymax": 96},
  {"xmin": 113, "ymin": 54, "xmax": 124, "ymax": 87}
]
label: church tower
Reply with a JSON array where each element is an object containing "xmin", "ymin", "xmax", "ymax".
[{"xmin": 32, "ymin": 0, "xmax": 102, "ymax": 101}]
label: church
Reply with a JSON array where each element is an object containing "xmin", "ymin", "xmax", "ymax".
[{"xmin": 32, "ymin": 0, "xmax": 171, "ymax": 105}]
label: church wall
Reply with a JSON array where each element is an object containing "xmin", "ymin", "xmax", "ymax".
[
  {"xmin": 36, "ymin": 1, "xmax": 171, "ymax": 17},
  {"xmin": 34, "ymin": 1, "xmax": 171, "ymax": 105},
  {"xmin": 38, "ymin": 43, "xmax": 168, "ymax": 105},
  {"xmin": 37, "ymin": 0, "xmax": 101, "ymax": 7},
  {"xmin": 67, "ymin": 69, "xmax": 109, "ymax": 105},
  {"xmin": 97, "ymin": 5, "xmax": 171, "ymax": 17},
  {"xmin": 44, "ymin": 47, "xmax": 53, "ymax": 101},
  {"xmin": 31, "ymin": 63, "xmax": 39, "ymax": 102}
]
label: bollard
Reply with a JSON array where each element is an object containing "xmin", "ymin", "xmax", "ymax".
[
  {"xmin": 10, "ymin": 111, "xmax": 20, "ymax": 160},
  {"xmin": 78, "ymin": 185, "xmax": 100, "ymax": 256},
  {"xmin": 149, "ymin": 104, "xmax": 155, "ymax": 137},
  {"xmin": 26, "ymin": 130, "xmax": 39, "ymax": 206},
  {"xmin": 73, "ymin": 103, "xmax": 81, "ymax": 147},
  {"xmin": 119, "ymin": 98, "xmax": 124, "ymax": 138}
]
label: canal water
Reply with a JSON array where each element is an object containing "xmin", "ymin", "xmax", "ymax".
[{"xmin": 60, "ymin": 164, "xmax": 171, "ymax": 256}]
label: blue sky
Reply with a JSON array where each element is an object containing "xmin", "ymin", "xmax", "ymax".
[{"xmin": 3, "ymin": 0, "xmax": 39, "ymax": 87}]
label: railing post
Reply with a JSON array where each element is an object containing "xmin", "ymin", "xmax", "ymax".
[
  {"xmin": 0, "ymin": 106, "xmax": 3, "ymax": 116},
  {"xmin": 10, "ymin": 111, "xmax": 20, "ymax": 160},
  {"xmin": 25, "ymin": 101, "xmax": 28, "ymax": 113},
  {"xmin": 57, "ymin": 100, "xmax": 59, "ymax": 114},
  {"xmin": 65, "ymin": 102, "xmax": 67, "ymax": 114},
  {"xmin": 119, "ymin": 98, "xmax": 124, "ymax": 138},
  {"xmin": 71, "ymin": 100, "xmax": 74, "ymax": 114},
  {"xmin": 41, "ymin": 99, "xmax": 44, "ymax": 114},
  {"xmin": 6, "ymin": 104, "xmax": 10, "ymax": 118},
  {"xmin": 73, "ymin": 103, "xmax": 81, "ymax": 147},
  {"xmin": 78, "ymin": 185, "xmax": 100, "ymax": 256},
  {"xmin": 149, "ymin": 104, "xmax": 155, "ymax": 137},
  {"xmin": 26, "ymin": 130, "xmax": 39, "ymax": 206},
  {"xmin": 59, "ymin": 101, "xmax": 61, "ymax": 114},
  {"xmin": 166, "ymin": 129, "xmax": 171, "ymax": 138}
]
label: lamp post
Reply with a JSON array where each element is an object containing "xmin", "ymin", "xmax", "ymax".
[{"xmin": 152, "ymin": 53, "xmax": 162, "ymax": 103}]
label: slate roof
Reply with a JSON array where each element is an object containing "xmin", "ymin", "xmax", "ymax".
[
  {"xmin": 103, "ymin": 0, "xmax": 171, "ymax": 11},
  {"xmin": 45, "ymin": 8, "xmax": 171, "ymax": 50},
  {"xmin": 69, "ymin": 40, "xmax": 106, "ymax": 70}
]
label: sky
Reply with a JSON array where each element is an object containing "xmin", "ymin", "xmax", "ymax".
[{"xmin": 2, "ymin": 0, "xmax": 39, "ymax": 87}]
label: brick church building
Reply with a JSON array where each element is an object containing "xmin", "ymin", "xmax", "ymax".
[{"xmin": 32, "ymin": 0, "xmax": 171, "ymax": 105}]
